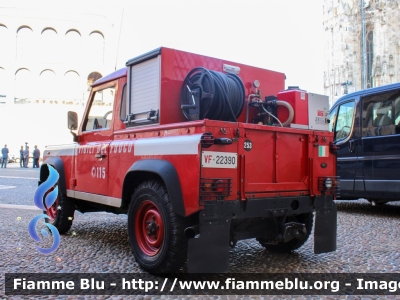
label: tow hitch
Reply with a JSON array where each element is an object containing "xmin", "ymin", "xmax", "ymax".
[{"xmin": 283, "ymin": 222, "xmax": 307, "ymax": 242}]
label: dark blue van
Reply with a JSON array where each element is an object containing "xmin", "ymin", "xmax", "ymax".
[{"xmin": 329, "ymin": 83, "xmax": 400, "ymax": 204}]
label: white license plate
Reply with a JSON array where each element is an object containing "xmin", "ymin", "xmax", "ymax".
[{"xmin": 201, "ymin": 151, "xmax": 237, "ymax": 169}]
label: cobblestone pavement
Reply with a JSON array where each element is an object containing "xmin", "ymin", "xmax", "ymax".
[{"xmin": 1, "ymin": 164, "xmax": 400, "ymax": 299}]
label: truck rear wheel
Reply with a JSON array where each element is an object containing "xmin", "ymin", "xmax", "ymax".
[
  {"xmin": 44, "ymin": 191, "xmax": 75, "ymax": 234},
  {"xmin": 128, "ymin": 180, "xmax": 187, "ymax": 273},
  {"xmin": 257, "ymin": 212, "xmax": 313, "ymax": 252}
]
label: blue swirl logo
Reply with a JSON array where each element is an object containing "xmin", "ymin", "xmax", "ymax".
[{"xmin": 28, "ymin": 165, "xmax": 61, "ymax": 254}]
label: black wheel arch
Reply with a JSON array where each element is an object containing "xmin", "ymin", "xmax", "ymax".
[
  {"xmin": 39, "ymin": 157, "xmax": 67, "ymax": 197},
  {"xmin": 122, "ymin": 159, "xmax": 186, "ymax": 216}
]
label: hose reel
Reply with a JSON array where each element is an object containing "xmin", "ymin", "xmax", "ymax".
[{"xmin": 180, "ymin": 67, "xmax": 245, "ymax": 121}]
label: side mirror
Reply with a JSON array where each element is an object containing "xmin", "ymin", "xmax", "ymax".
[
  {"xmin": 68, "ymin": 111, "xmax": 79, "ymax": 142},
  {"xmin": 68, "ymin": 111, "xmax": 78, "ymax": 130}
]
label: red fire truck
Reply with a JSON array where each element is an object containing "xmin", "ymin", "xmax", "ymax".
[{"xmin": 40, "ymin": 47, "xmax": 338, "ymax": 273}]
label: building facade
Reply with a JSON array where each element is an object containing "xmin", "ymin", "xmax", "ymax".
[
  {"xmin": 323, "ymin": 0, "xmax": 400, "ymax": 106},
  {"xmin": 0, "ymin": 4, "xmax": 120, "ymax": 105}
]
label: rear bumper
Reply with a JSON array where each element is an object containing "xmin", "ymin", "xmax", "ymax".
[
  {"xmin": 188, "ymin": 195, "xmax": 337, "ymax": 273},
  {"xmin": 201, "ymin": 195, "xmax": 314, "ymax": 219}
]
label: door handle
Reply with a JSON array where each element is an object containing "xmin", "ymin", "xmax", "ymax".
[
  {"xmin": 95, "ymin": 153, "xmax": 106, "ymax": 159},
  {"xmin": 348, "ymin": 140, "xmax": 355, "ymax": 153}
]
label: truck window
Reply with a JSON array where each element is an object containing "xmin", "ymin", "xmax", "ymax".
[
  {"xmin": 334, "ymin": 101, "xmax": 355, "ymax": 141},
  {"xmin": 83, "ymin": 86, "xmax": 115, "ymax": 131},
  {"xmin": 128, "ymin": 56, "xmax": 160, "ymax": 125},
  {"xmin": 362, "ymin": 90, "xmax": 399, "ymax": 137},
  {"xmin": 119, "ymin": 83, "xmax": 127, "ymax": 121}
]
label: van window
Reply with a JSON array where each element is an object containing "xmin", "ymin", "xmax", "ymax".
[
  {"xmin": 362, "ymin": 91, "xmax": 399, "ymax": 137},
  {"xmin": 395, "ymin": 96, "xmax": 400, "ymax": 134},
  {"xmin": 334, "ymin": 101, "xmax": 355, "ymax": 141}
]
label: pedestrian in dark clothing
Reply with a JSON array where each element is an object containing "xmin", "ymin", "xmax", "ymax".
[
  {"xmin": 33, "ymin": 145, "xmax": 40, "ymax": 168},
  {"xmin": 19, "ymin": 146, "xmax": 24, "ymax": 168},
  {"xmin": 1, "ymin": 144, "xmax": 9, "ymax": 168}
]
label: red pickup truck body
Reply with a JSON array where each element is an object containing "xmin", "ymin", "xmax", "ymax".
[{"xmin": 40, "ymin": 47, "xmax": 338, "ymax": 273}]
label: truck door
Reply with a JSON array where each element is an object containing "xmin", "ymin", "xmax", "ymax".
[
  {"xmin": 75, "ymin": 82, "xmax": 116, "ymax": 196},
  {"xmin": 329, "ymin": 99, "xmax": 358, "ymax": 197}
]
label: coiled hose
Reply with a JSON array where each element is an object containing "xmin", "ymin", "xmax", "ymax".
[{"xmin": 180, "ymin": 67, "xmax": 245, "ymax": 121}]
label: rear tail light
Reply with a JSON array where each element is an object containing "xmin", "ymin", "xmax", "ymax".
[
  {"xmin": 200, "ymin": 178, "xmax": 232, "ymax": 203},
  {"xmin": 202, "ymin": 182, "xmax": 212, "ymax": 192},
  {"xmin": 201, "ymin": 132, "xmax": 214, "ymax": 148},
  {"xmin": 325, "ymin": 178, "xmax": 333, "ymax": 189},
  {"xmin": 214, "ymin": 179, "xmax": 228, "ymax": 193},
  {"xmin": 318, "ymin": 176, "xmax": 340, "ymax": 196}
]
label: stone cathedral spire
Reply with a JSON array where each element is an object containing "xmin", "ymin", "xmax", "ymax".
[{"xmin": 323, "ymin": 0, "xmax": 400, "ymax": 105}]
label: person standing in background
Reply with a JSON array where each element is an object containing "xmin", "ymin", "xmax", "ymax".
[
  {"xmin": 1, "ymin": 144, "xmax": 9, "ymax": 168},
  {"xmin": 23, "ymin": 144, "xmax": 29, "ymax": 168},
  {"xmin": 33, "ymin": 145, "xmax": 40, "ymax": 168},
  {"xmin": 19, "ymin": 146, "xmax": 24, "ymax": 168}
]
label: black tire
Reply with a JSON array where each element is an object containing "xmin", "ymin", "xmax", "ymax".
[
  {"xmin": 44, "ymin": 190, "xmax": 75, "ymax": 234},
  {"xmin": 257, "ymin": 212, "xmax": 314, "ymax": 252},
  {"xmin": 128, "ymin": 180, "xmax": 188, "ymax": 273}
]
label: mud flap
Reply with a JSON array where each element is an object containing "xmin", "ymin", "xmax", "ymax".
[
  {"xmin": 187, "ymin": 211, "xmax": 230, "ymax": 273},
  {"xmin": 314, "ymin": 195, "xmax": 337, "ymax": 254}
]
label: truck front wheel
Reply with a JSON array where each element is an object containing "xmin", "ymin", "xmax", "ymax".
[
  {"xmin": 257, "ymin": 212, "xmax": 314, "ymax": 252},
  {"xmin": 128, "ymin": 180, "xmax": 187, "ymax": 273},
  {"xmin": 44, "ymin": 192, "xmax": 75, "ymax": 234}
]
